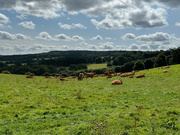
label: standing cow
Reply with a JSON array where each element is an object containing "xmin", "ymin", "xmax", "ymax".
[{"xmin": 78, "ymin": 73, "xmax": 84, "ymax": 81}]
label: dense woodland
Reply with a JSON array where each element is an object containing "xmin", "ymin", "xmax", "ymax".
[{"xmin": 0, "ymin": 47, "xmax": 179, "ymax": 76}]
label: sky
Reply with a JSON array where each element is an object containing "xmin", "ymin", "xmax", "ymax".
[{"xmin": 0, "ymin": 0, "xmax": 180, "ymax": 55}]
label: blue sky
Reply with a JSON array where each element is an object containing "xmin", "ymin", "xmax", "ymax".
[{"xmin": 0, "ymin": 0, "xmax": 180, "ymax": 55}]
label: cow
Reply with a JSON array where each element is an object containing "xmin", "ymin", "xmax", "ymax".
[
  {"xmin": 26, "ymin": 73, "xmax": 35, "ymax": 78},
  {"xmin": 136, "ymin": 73, "xmax": 145, "ymax": 78},
  {"xmin": 129, "ymin": 75, "xmax": 134, "ymax": 78},
  {"xmin": 78, "ymin": 73, "xmax": 84, "ymax": 81},
  {"xmin": 111, "ymin": 79, "xmax": 123, "ymax": 85},
  {"xmin": 86, "ymin": 73, "xmax": 96, "ymax": 79},
  {"xmin": 60, "ymin": 78, "xmax": 69, "ymax": 81},
  {"xmin": 68, "ymin": 76, "xmax": 76, "ymax": 79},
  {"xmin": 163, "ymin": 66, "xmax": 170, "ymax": 69},
  {"xmin": 26, "ymin": 75, "xmax": 35, "ymax": 78},
  {"xmin": 121, "ymin": 73, "xmax": 128, "ymax": 77},
  {"xmin": 163, "ymin": 70, "xmax": 168, "ymax": 73}
]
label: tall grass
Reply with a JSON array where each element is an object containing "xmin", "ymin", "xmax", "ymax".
[{"xmin": 0, "ymin": 64, "xmax": 180, "ymax": 134}]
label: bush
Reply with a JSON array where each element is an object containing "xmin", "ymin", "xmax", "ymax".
[{"xmin": 2, "ymin": 70, "xmax": 11, "ymax": 74}]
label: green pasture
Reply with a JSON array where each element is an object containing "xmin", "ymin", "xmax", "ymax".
[
  {"xmin": 87, "ymin": 63, "xmax": 107, "ymax": 70},
  {"xmin": 0, "ymin": 64, "xmax": 180, "ymax": 134}
]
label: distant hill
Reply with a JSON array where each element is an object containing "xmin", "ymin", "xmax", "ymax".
[{"xmin": 0, "ymin": 50, "xmax": 129, "ymax": 64}]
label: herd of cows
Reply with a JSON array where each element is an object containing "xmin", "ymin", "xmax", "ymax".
[{"xmin": 26, "ymin": 65, "xmax": 170, "ymax": 85}]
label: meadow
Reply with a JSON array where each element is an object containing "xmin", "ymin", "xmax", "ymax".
[
  {"xmin": 0, "ymin": 64, "xmax": 180, "ymax": 134},
  {"xmin": 87, "ymin": 63, "xmax": 107, "ymax": 70}
]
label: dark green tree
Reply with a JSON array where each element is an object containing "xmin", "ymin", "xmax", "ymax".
[
  {"xmin": 112, "ymin": 56, "xmax": 128, "ymax": 66},
  {"xmin": 95, "ymin": 56, "xmax": 103, "ymax": 63},
  {"xmin": 171, "ymin": 47, "xmax": 180, "ymax": 64},
  {"xmin": 144, "ymin": 59, "xmax": 154, "ymax": 69},
  {"xmin": 133, "ymin": 60, "xmax": 145, "ymax": 70},
  {"xmin": 154, "ymin": 53, "xmax": 167, "ymax": 67},
  {"xmin": 123, "ymin": 61, "xmax": 134, "ymax": 72}
]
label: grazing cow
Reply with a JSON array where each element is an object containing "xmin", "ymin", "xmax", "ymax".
[
  {"xmin": 86, "ymin": 73, "xmax": 96, "ymax": 79},
  {"xmin": 78, "ymin": 73, "xmax": 84, "ymax": 81},
  {"xmin": 129, "ymin": 75, "xmax": 133, "ymax": 78},
  {"xmin": 111, "ymin": 79, "xmax": 123, "ymax": 85},
  {"xmin": 136, "ymin": 73, "xmax": 145, "ymax": 78},
  {"xmin": 163, "ymin": 70, "xmax": 168, "ymax": 73}
]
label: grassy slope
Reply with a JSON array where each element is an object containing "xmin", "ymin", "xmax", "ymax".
[{"xmin": 0, "ymin": 64, "xmax": 180, "ymax": 134}]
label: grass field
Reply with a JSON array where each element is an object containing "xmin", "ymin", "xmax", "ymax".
[
  {"xmin": 0, "ymin": 64, "xmax": 180, "ymax": 134},
  {"xmin": 87, "ymin": 63, "xmax": 107, "ymax": 70}
]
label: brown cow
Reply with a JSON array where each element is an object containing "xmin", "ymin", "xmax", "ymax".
[
  {"xmin": 111, "ymin": 79, "xmax": 123, "ymax": 85},
  {"xmin": 26, "ymin": 73, "xmax": 35, "ymax": 78},
  {"xmin": 136, "ymin": 73, "xmax": 145, "ymax": 78},
  {"xmin": 68, "ymin": 76, "xmax": 76, "ymax": 79},
  {"xmin": 121, "ymin": 73, "xmax": 128, "ymax": 77},
  {"xmin": 129, "ymin": 75, "xmax": 134, "ymax": 78},
  {"xmin": 86, "ymin": 73, "xmax": 96, "ymax": 79},
  {"xmin": 163, "ymin": 70, "xmax": 168, "ymax": 73},
  {"xmin": 78, "ymin": 73, "xmax": 84, "ymax": 81},
  {"xmin": 26, "ymin": 75, "xmax": 35, "ymax": 78},
  {"xmin": 60, "ymin": 78, "xmax": 69, "ymax": 81},
  {"xmin": 163, "ymin": 65, "xmax": 170, "ymax": 69}
]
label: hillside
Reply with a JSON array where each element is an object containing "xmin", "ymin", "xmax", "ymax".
[
  {"xmin": 0, "ymin": 64, "xmax": 179, "ymax": 134},
  {"xmin": 0, "ymin": 50, "xmax": 128, "ymax": 64}
]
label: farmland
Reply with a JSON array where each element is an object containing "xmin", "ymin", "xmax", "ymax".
[{"xmin": 0, "ymin": 64, "xmax": 180, "ymax": 134}]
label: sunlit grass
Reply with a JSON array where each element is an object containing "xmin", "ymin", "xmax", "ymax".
[
  {"xmin": 0, "ymin": 64, "xmax": 180, "ymax": 134},
  {"xmin": 87, "ymin": 63, "xmax": 107, "ymax": 70}
]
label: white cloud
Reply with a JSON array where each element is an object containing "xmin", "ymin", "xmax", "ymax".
[
  {"xmin": 122, "ymin": 33, "xmax": 136, "ymax": 40},
  {"xmin": 36, "ymin": 32, "xmax": 54, "ymax": 40},
  {"xmin": 55, "ymin": 34, "xmax": 71, "ymax": 41},
  {"xmin": 0, "ymin": 31, "xmax": 16, "ymax": 40},
  {"xmin": 14, "ymin": 1, "xmax": 62, "ymax": 19},
  {"xmin": 16, "ymin": 33, "xmax": 30, "ymax": 39},
  {"xmin": 136, "ymin": 32, "xmax": 170, "ymax": 42},
  {"xmin": 72, "ymin": 35, "xmax": 84, "ymax": 41},
  {"xmin": 99, "ymin": 42, "xmax": 114, "ymax": 49},
  {"xmin": 175, "ymin": 22, "xmax": 180, "ymax": 27},
  {"xmin": 58, "ymin": 22, "xmax": 87, "ymax": 30},
  {"xmin": 18, "ymin": 21, "xmax": 35, "ymax": 29},
  {"xmin": 0, "ymin": 30, "xmax": 30, "ymax": 40},
  {"xmin": 0, "ymin": 13, "xmax": 9, "ymax": 24},
  {"xmin": 129, "ymin": 44, "xmax": 139, "ymax": 50},
  {"xmin": 91, "ymin": 35, "xmax": 103, "ymax": 40}
]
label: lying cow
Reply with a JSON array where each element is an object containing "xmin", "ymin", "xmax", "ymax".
[
  {"xmin": 86, "ymin": 73, "xmax": 96, "ymax": 79},
  {"xmin": 111, "ymin": 79, "xmax": 123, "ymax": 85},
  {"xmin": 163, "ymin": 70, "xmax": 168, "ymax": 73},
  {"xmin": 136, "ymin": 73, "xmax": 145, "ymax": 78}
]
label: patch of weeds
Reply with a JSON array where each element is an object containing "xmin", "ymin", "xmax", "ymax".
[
  {"xmin": 90, "ymin": 119, "xmax": 110, "ymax": 135},
  {"xmin": 77, "ymin": 90, "xmax": 82, "ymax": 99}
]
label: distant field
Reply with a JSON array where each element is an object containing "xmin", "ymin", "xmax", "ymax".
[
  {"xmin": 0, "ymin": 64, "xmax": 180, "ymax": 134},
  {"xmin": 87, "ymin": 63, "xmax": 107, "ymax": 70}
]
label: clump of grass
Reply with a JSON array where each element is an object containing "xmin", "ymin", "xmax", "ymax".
[{"xmin": 77, "ymin": 90, "xmax": 82, "ymax": 99}]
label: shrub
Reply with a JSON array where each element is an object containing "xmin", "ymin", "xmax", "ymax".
[{"xmin": 2, "ymin": 70, "xmax": 11, "ymax": 74}]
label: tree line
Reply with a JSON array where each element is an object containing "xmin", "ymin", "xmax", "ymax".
[{"xmin": 0, "ymin": 47, "xmax": 179, "ymax": 76}]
